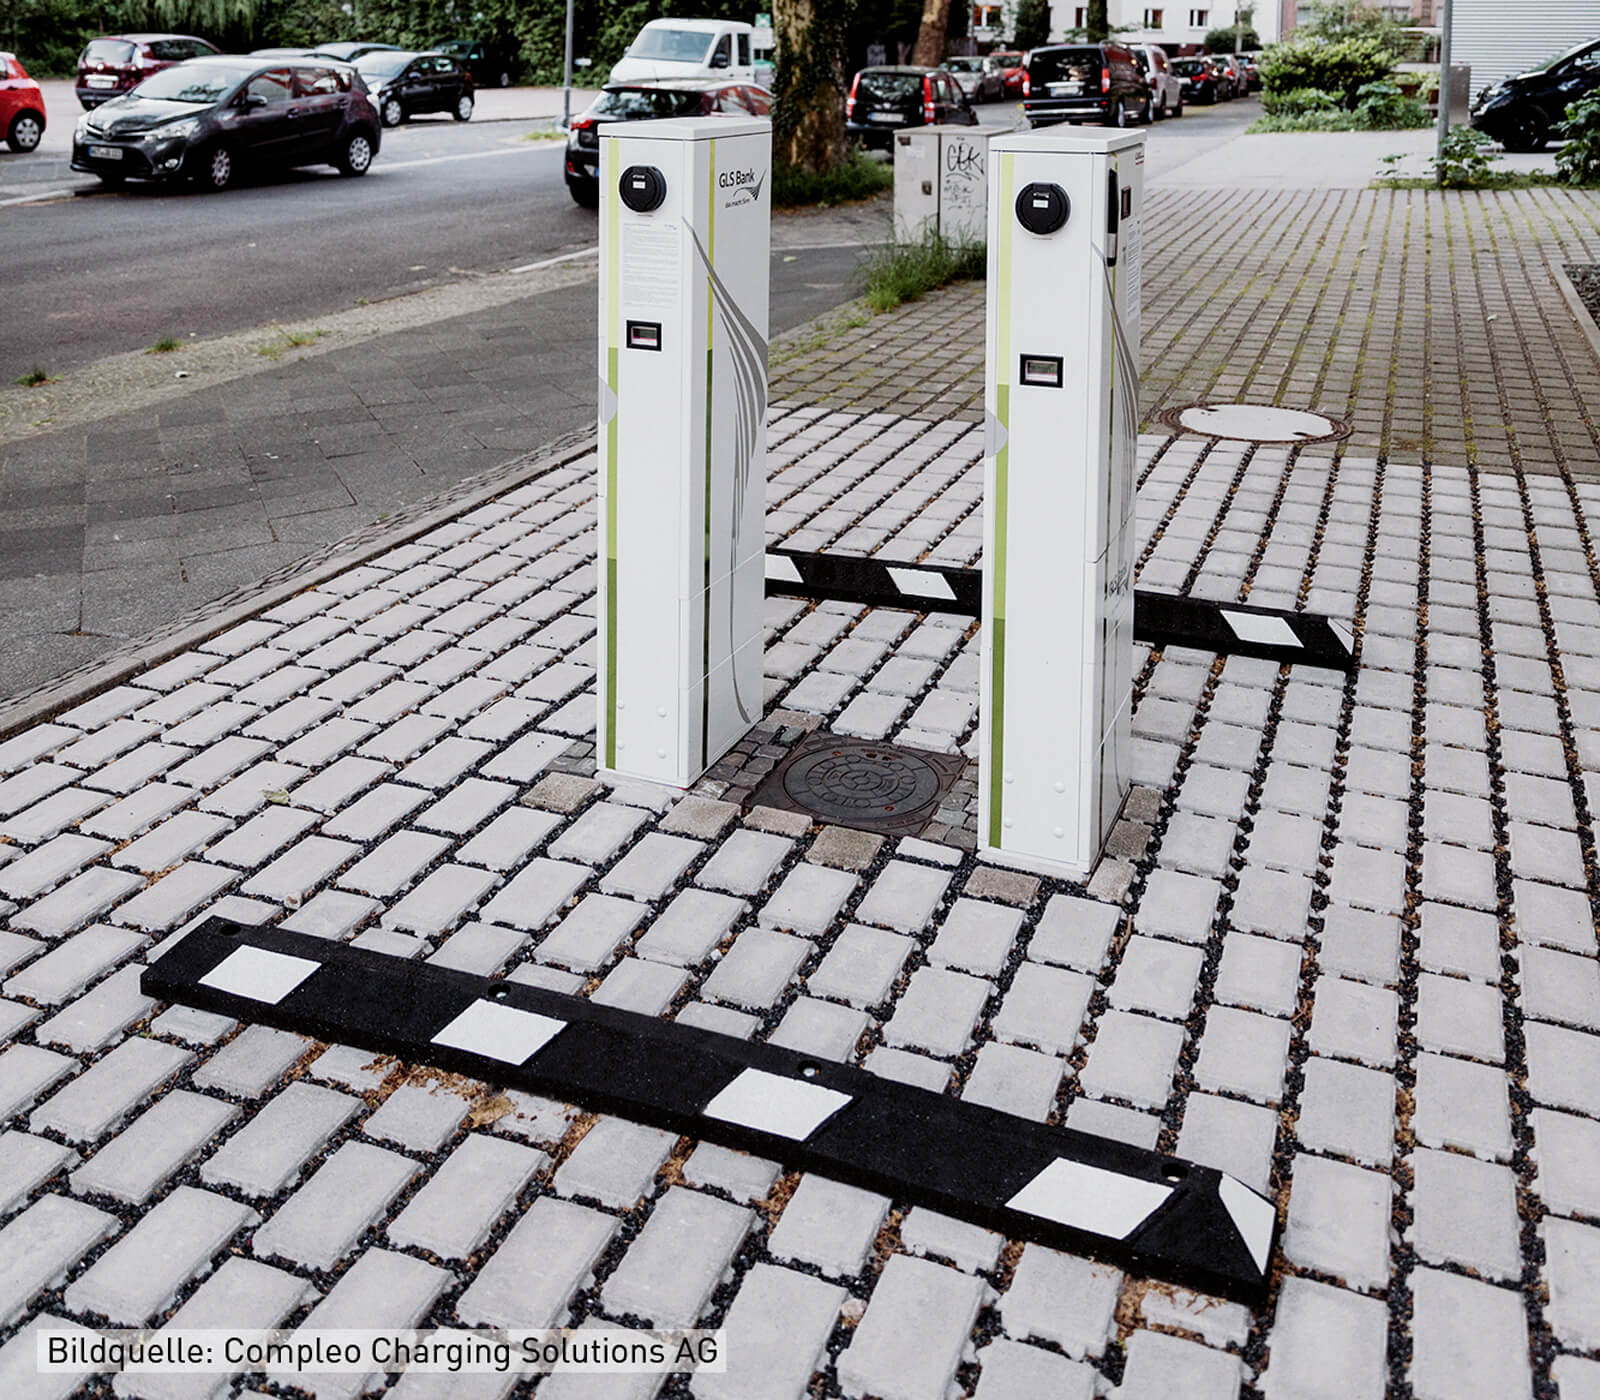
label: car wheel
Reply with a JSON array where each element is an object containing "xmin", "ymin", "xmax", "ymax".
[
  {"xmin": 95, "ymin": 171, "xmax": 125, "ymax": 187},
  {"xmin": 1500, "ymin": 114, "xmax": 1548, "ymax": 152},
  {"xmin": 454, "ymin": 93, "xmax": 474, "ymax": 122},
  {"xmin": 1173, "ymin": 94, "xmax": 1184, "ymax": 116},
  {"xmin": 381, "ymin": 97, "xmax": 403, "ymax": 128},
  {"xmin": 337, "ymin": 130, "xmax": 373, "ymax": 177},
  {"xmin": 7, "ymin": 111, "xmax": 43, "ymax": 153},
  {"xmin": 1140, "ymin": 96, "xmax": 1153, "ymax": 124},
  {"xmin": 568, "ymin": 180, "xmax": 597, "ymax": 208},
  {"xmin": 1105, "ymin": 97, "xmax": 1124, "ymax": 128},
  {"xmin": 199, "ymin": 143, "xmax": 234, "ymax": 192},
  {"xmin": 497, "ymin": 69, "xmax": 511, "ymax": 88}
]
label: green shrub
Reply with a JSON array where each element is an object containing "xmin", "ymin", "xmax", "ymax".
[
  {"xmin": 1556, "ymin": 90, "xmax": 1600, "ymax": 186},
  {"xmin": 1351, "ymin": 80, "xmax": 1431, "ymax": 130},
  {"xmin": 1433, "ymin": 127, "xmax": 1498, "ymax": 187},
  {"xmin": 1258, "ymin": 35, "xmax": 1395, "ymax": 108},
  {"xmin": 773, "ymin": 149, "xmax": 893, "ymax": 208},
  {"xmin": 1203, "ymin": 24, "xmax": 1259, "ymax": 53},
  {"xmin": 1261, "ymin": 86, "xmax": 1339, "ymax": 118},
  {"xmin": 861, "ymin": 232, "xmax": 985, "ymax": 313},
  {"xmin": 1013, "ymin": 0, "xmax": 1051, "ymax": 52}
]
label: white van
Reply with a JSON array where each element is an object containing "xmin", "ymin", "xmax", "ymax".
[{"xmin": 609, "ymin": 18, "xmax": 757, "ymax": 84}]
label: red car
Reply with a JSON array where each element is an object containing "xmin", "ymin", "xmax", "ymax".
[
  {"xmin": 1, "ymin": 52, "xmax": 45, "ymax": 152},
  {"xmin": 989, "ymin": 50, "xmax": 1026, "ymax": 97},
  {"xmin": 76, "ymin": 33, "xmax": 219, "ymax": 110}
]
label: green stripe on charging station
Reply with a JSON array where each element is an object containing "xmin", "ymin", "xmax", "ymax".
[
  {"xmin": 701, "ymin": 139, "xmax": 717, "ymax": 772},
  {"xmin": 604, "ymin": 154, "xmax": 621, "ymax": 771},
  {"xmin": 988, "ymin": 153, "xmax": 1015, "ymax": 849}
]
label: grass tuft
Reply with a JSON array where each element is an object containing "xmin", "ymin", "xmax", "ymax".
[
  {"xmin": 15, "ymin": 365, "xmax": 50, "ymax": 387},
  {"xmin": 773, "ymin": 150, "xmax": 893, "ymax": 208},
  {"xmin": 148, "ymin": 336, "xmax": 183, "ymax": 354},
  {"xmin": 861, "ymin": 231, "xmax": 986, "ymax": 314}
]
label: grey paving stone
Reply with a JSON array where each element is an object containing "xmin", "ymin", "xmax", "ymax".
[
  {"xmin": 364, "ymin": 1083, "xmax": 469, "ymax": 1153},
  {"xmin": 632, "ymin": 888, "xmax": 745, "ymax": 968},
  {"xmin": 1409, "ymin": 1267, "xmax": 1532, "ymax": 1400},
  {"xmin": 863, "ymin": 1045, "xmax": 953, "ymax": 1093},
  {"xmin": 357, "ymin": 713, "xmax": 455, "ymax": 763},
  {"xmin": 1414, "ymin": 1050, "xmax": 1514, "ymax": 1161},
  {"xmin": 384, "ymin": 865, "xmax": 498, "ymax": 937},
  {"xmin": 1131, "ymin": 871, "xmax": 1219, "ymax": 946},
  {"xmin": 900, "ymin": 1207, "xmax": 1003, "ymax": 1273},
  {"xmin": 415, "ymin": 777, "xmax": 518, "ymax": 836},
  {"xmin": 999, "ymin": 1246, "xmax": 1121, "ymax": 1358},
  {"xmin": 1296, "ymin": 1057, "xmax": 1396, "ymax": 1167},
  {"xmin": 0, "ymin": 787, "xmax": 115, "ymax": 846},
  {"xmin": 1109, "ymin": 936, "xmax": 1205, "ymax": 1020},
  {"xmin": 1158, "ymin": 811, "xmax": 1238, "ymax": 880},
  {"xmin": 838, "ymin": 1254, "xmax": 989, "ymax": 1400},
  {"xmin": 479, "ymin": 857, "xmax": 592, "ymax": 929},
  {"xmin": 10, "ymin": 867, "xmax": 145, "ymax": 939},
  {"xmin": 1521, "ymin": 945, "xmax": 1600, "ymax": 1030},
  {"xmin": 1195, "ymin": 1007, "xmax": 1291, "ymax": 1104},
  {"xmin": 240, "ymin": 834, "xmax": 360, "ymax": 905},
  {"xmin": 681, "ymin": 1142, "xmax": 779, "ymax": 1202},
  {"xmin": 1231, "ymin": 868, "xmax": 1316, "ymax": 943},
  {"xmin": 588, "ymin": 957, "xmax": 684, "ymax": 1016},
  {"xmin": 0, "ymin": 930, "xmax": 40, "ymax": 979},
  {"xmin": 660, "ymin": 795, "xmax": 739, "ymax": 840},
  {"xmin": 1307, "ymin": 976, "xmax": 1400, "ymax": 1068},
  {"xmin": 163, "ymin": 737, "xmax": 274, "ymax": 792},
  {"xmin": 768, "ymin": 996, "xmax": 868, "ymax": 1060},
  {"xmin": 702, "ymin": 927, "xmax": 811, "ymax": 1008},
  {"xmin": 547, "ymin": 802, "xmax": 648, "ymax": 867},
  {"xmin": 201, "ymin": 1080, "xmax": 361, "ymax": 1198},
  {"xmin": 960, "ymin": 1041, "xmax": 1062, "ymax": 1121},
  {"xmin": 281, "ymin": 890, "xmax": 381, "ymax": 940},
  {"xmin": 0, "ymin": 1194, "xmax": 118, "ymax": 1327},
  {"xmin": 696, "ymin": 829, "xmax": 794, "ymax": 897},
  {"xmin": 4, "ymin": 924, "xmax": 144, "ymax": 1006},
  {"xmin": 251, "ymin": 1141, "xmax": 418, "ymax": 1271},
  {"xmin": 1318, "ymin": 906, "xmax": 1402, "ymax": 986},
  {"xmin": 287, "ymin": 754, "xmax": 391, "ymax": 814},
  {"xmin": 111, "ymin": 862, "xmax": 238, "ymax": 933},
  {"xmin": 146, "ymin": 1004, "xmax": 235, "ymax": 1047},
  {"xmin": 388, "ymin": 1134, "xmax": 547, "ymax": 1261},
  {"xmin": 1543, "ymin": 1216, "xmax": 1600, "ymax": 1349},
  {"xmin": 0, "ymin": 1132, "xmax": 76, "ymax": 1220},
  {"xmin": 807, "ymin": 924, "xmax": 913, "ymax": 1008},
  {"xmin": 759, "ymin": 862, "xmax": 857, "ymax": 936},
  {"xmin": 72, "ymin": 1090, "xmax": 237, "ymax": 1205},
  {"xmin": 31, "ymin": 1037, "xmax": 191, "ymax": 1144},
  {"xmin": 478, "ymin": 729, "xmax": 571, "ymax": 783},
  {"xmin": 769, "ymin": 1174, "xmax": 890, "ymax": 1277},
  {"xmin": 1213, "ymin": 931, "xmax": 1302, "ymax": 1016},
  {"xmin": 854, "ymin": 860, "xmax": 953, "ymax": 935},
  {"xmin": 1283, "ymin": 1154, "xmax": 1392, "ymax": 1292},
  {"xmin": 1531, "ymin": 1107, "xmax": 1600, "ymax": 1219},
  {"xmin": 1139, "ymin": 1285, "xmax": 1251, "ymax": 1348},
  {"xmin": 64, "ymin": 1186, "xmax": 257, "ymax": 1325},
  {"xmin": 1119, "ymin": 1329, "xmax": 1242, "ymax": 1400},
  {"xmin": 600, "ymin": 1186, "xmax": 752, "ymax": 1327},
  {"xmin": 971, "ymin": 1339, "xmax": 1094, "ymax": 1400},
  {"xmin": 336, "ymin": 830, "xmax": 450, "ymax": 899},
  {"xmin": 1550, "ymin": 1355, "xmax": 1600, "ymax": 1400},
  {"xmin": 553, "ymin": 1118, "xmax": 675, "ymax": 1209},
  {"xmin": 1410, "ymin": 1148, "xmax": 1523, "ymax": 1281},
  {"xmin": 455, "ymin": 1195, "xmax": 617, "ymax": 1328},
  {"xmin": 192, "ymin": 1025, "xmax": 311, "ymax": 1098},
  {"xmin": 396, "ymin": 736, "xmax": 495, "ymax": 790},
  {"xmin": 319, "ymin": 783, "xmax": 430, "ymax": 841},
  {"xmin": 925, "ymin": 899, "xmax": 1023, "ymax": 977},
  {"xmin": 1512, "ymin": 879, "xmax": 1596, "ymax": 955},
  {"xmin": 600, "ymin": 832, "xmax": 706, "ymax": 902},
  {"xmin": 883, "ymin": 966, "xmax": 991, "ymax": 1057},
  {"xmin": 1327, "ymin": 844, "xmax": 1407, "ymax": 916},
  {"xmin": 1525, "ymin": 1022, "xmax": 1600, "ymax": 1117},
  {"xmin": 1261, "ymin": 1277, "xmax": 1389, "ymax": 1400},
  {"xmin": 1418, "ymin": 902, "xmax": 1502, "ymax": 981},
  {"xmin": 0, "ymin": 834, "xmax": 111, "ymax": 902},
  {"xmin": 807, "ymin": 825, "xmax": 885, "ymax": 872},
  {"xmin": 690, "ymin": 1262, "xmax": 846, "ymax": 1400},
  {"xmin": 992, "ymin": 962, "xmax": 1093, "ymax": 1055},
  {"xmin": 1079, "ymin": 1011, "xmax": 1184, "ymax": 1111},
  {"xmin": 195, "ymin": 760, "xmax": 309, "ymax": 819},
  {"xmin": 455, "ymin": 807, "xmax": 563, "ymax": 872},
  {"xmin": 535, "ymin": 894, "xmax": 647, "ymax": 972},
  {"xmin": 0, "ymin": 764, "xmax": 79, "ymax": 821},
  {"xmin": 111, "ymin": 811, "xmax": 232, "ymax": 876},
  {"xmin": 1176, "ymin": 1092, "xmax": 1278, "ymax": 1194},
  {"xmin": 1064, "ymin": 1096, "xmax": 1161, "ymax": 1150},
  {"xmin": 1415, "ymin": 973, "xmax": 1505, "ymax": 1062}
]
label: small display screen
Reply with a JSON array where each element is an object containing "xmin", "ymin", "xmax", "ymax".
[
  {"xmin": 1019, "ymin": 354, "xmax": 1063, "ymax": 388},
  {"xmin": 626, "ymin": 320, "xmax": 662, "ymax": 351}
]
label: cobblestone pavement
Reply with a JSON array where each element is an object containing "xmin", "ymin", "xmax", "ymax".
[{"xmin": 1, "ymin": 181, "xmax": 1599, "ymax": 1400}]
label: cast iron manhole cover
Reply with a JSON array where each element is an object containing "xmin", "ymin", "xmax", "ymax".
[
  {"xmin": 749, "ymin": 732, "xmax": 967, "ymax": 838},
  {"xmin": 1159, "ymin": 402, "xmax": 1351, "ymax": 444}
]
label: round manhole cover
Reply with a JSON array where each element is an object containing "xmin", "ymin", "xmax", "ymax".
[
  {"xmin": 783, "ymin": 745, "xmax": 946, "ymax": 825},
  {"xmin": 1161, "ymin": 402, "xmax": 1351, "ymax": 444}
]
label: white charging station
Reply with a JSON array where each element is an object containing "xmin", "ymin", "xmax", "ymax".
[
  {"xmin": 596, "ymin": 116, "xmax": 771, "ymax": 788},
  {"xmin": 893, "ymin": 126, "xmax": 992, "ymax": 245},
  {"xmin": 979, "ymin": 127, "xmax": 1144, "ymax": 881}
]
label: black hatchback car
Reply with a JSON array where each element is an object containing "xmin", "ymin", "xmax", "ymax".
[
  {"xmin": 71, "ymin": 55, "xmax": 381, "ymax": 190},
  {"xmin": 845, "ymin": 66, "xmax": 977, "ymax": 151},
  {"xmin": 1171, "ymin": 55, "xmax": 1221, "ymax": 103},
  {"xmin": 1471, "ymin": 38, "xmax": 1600, "ymax": 151},
  {"xmin": 353, "ymin": 49, "xmax": 475, "ymax": 127},
  {"xmin": 1024, "ymin": 43, "xmax": 1151, "ymax": 127}
]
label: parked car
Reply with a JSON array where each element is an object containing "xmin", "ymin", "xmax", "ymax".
[
  {"xmin": 1212, "ymin": 54, "xmax": 1247, "ymax": 98},
  {"xmin": 314, "ymin": 42, "xmax": 404, "ymax": 64},
  {"xmin": 1171, "ymin": 55, "xmax": 1221, "ymax": 104},
  {"xmin": 438, "ymin": 39, "xmax": 518, "ymax": 89},
  {"xmin": 1471, "ymin": 37, "xmax": 1600, "ymax": 152},
  {"xmin": 353, "ymin": 50, "xmax": 474, "ymax": 127},
  {"xmin": 71, "ymin": 55, "xmax": 380, "ymax": 190},
  {"xmin": 1023, "ymin": 43, "xmax": 1151, "ymax": 127},
  {"xmin": 988, "ymin": 51, "xmax": 1026, "ymax": 97},
  {"xmin": 941, "ymin": 55, "xmax": 1004, "ymax": 104},
  {"xmin": 846, "ymin": 65, "xmax": 977, "ymax": 150},
  {"xmin": 1, "ymin": 52, "xmax": 46, "ymax": 153},
  {"xmin": 564, "ymin": 78, "xmax": 771, "ymax": 206},
  {"xmin": 1206, "ymin": 55, "xmax": 1237, "ymax": 99},
  {"xmin": 250, "ymin": 49, "xmax": 321, "ymax": 59},
  {"xmin": 1129, "ymin": 42, "xmax": 1182, "ymax": 119},
  {"xmin": 76, "ymin": 33, "xmax": 219, "ymax": 110},
  {"xmin": 1241, "ymin": 54, "xmax": 1261, "ymax": 92},
  {"xmin": 609, "ymin": 19, "xmax": 757, "ymax": 85}
]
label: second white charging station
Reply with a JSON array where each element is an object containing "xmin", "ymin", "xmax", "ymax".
[
  {"xmin": 596, "ymin": 116, "xmax": 771, "ymax": 788},
  {"xmin": 979, "ymin": 127, "xmax": 1144, "ymax": 880}
]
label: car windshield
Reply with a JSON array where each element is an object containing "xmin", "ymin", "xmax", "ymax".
[
  {"xmin": 131, "ymin": 63, "xmax": 252, "ymax": 102},
  {"xmin": 945, "ymin": 58, "xmax": 982, "ymax": 72},
  {"xmin": 84, "ymin": 39, "xmax": 136, "ymax": 65},
  {"xmin": 629, "ymin": 28, "xmax": 715, "ymax": 62},
  {"xmin": 593, "ymin": 86, "xmax": 707, "ymax": 118},
  {"xmin": 1541, "ymin": 39, "xmax": 1600, "ymax": 72},
  {"xmin": 1172, "ymin": 59, "xmax": 1206, "ymax": 74},
  {"xmin": 1028, "ymin": 48, "xmax": 1101, "ymax": 83},
  {"xmin": 354, "ymin": 51, "xmax": 414, "ymax": 78},
  {"xmin": 856, "ymin": 71, "xmax": 922, "ymax": 102}
]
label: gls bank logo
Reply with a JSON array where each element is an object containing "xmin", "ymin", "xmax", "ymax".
[{"xmin": 719, "ymin": 166, "xmax": 766, "ymax": 208}]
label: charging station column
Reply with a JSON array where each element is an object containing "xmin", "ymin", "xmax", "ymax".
[
  {"xmin": 979, "ymin": 128, "xmax": 1144, "ymax": 881},
  {"xmin": 596, "ymin": 116, "xmax": 771, "ymax": 788}
]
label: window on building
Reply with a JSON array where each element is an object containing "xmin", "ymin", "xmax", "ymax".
[
  {"xmin": 1143, "ymin": 7, "xmax": 1164, "ymax": 27},
  {"xmin": 1073, "ymin": 6, "xmax": 1087, "ymax": 26},
  {"xmin": 1189, "ymin": 7, "xmax": 1209, "ymax": 25}
]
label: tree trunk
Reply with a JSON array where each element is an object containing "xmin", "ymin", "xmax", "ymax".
[
  {"xmin": 910, "ymin": 0, "xmax": 949, "ymax": 67},
  {"xmin": 772, "ymin": 0, "xmax": 849, "ymax": 174},
  {"xmin": 1086, "ymin": 0, "xmax": 1109, "ymax": 40}
]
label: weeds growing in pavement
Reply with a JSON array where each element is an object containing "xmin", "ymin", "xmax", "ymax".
[
  {"xmin": 14, "ymin": 365, "xmax": 50, "ymax": 386},
  {"xmin": 773, "ymin": 149, "xmax": 893, "ymax": 208},
  {"xmin": 148, "ymin": 336, "xmax": 183, "ymax": 354},
  {"xmin": 861, "ymin": 231, "xmax": 986, "ymax": 313},
  {"xmin": 1556, "ymin": 91, "xmax": 1600, "ymax": 186},
  {"xmin": 257, "ymin": 326, "xmax": 327, "ymax": 358}
]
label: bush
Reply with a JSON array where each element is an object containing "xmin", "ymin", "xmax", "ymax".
[
  {"xmin": 773, "ymin": 149, "xmax": 893, "ymax": 208},
  {"xmin": 1351, "ymin": 80, "xmax": 1431, "ymax": 130},
  {"xmin": 1432, "ymin": 126, "xmax": 1498, "ymax": 187},
  {"xmin": 1556, "ymin": 90, "xmax": 1600, "ymax": 186},
  {"xmin": 1258, "ymin": 34, "xmax": 1394, "ymax": 108},
  {"xmin": 1203, "ymin": 25, "xmax": 1260, "ymax": 53},
  {"xmin": 861, "ymin": 231, "xmax": 985, "ymax": 313},
  {"xmin": 1261, "ymin": 87, "xmax": 1339, "ymax": 118},
  {"xmin": 1012, "ymin": 0, "xmax": 1051, "ymax": 53}
]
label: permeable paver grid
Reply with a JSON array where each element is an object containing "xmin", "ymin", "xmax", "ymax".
[{"xmin": 0, "ymin": 401, "xmax": 1596, "ymax": 1400}]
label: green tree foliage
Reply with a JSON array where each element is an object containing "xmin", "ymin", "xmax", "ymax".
[
  {"xmin": 1203, "ymin": 25, "xmax": 1259, "ymax": 53},
  {"xmin": 1556, "ymin": 90, "xmax": 1600, "ymax": 185},
  {"xmin": 1293, "ymin": 2, "xmax": 1404, "ymax": 54},
  {"xmin": 1012, "ymin": 0, "xmax": 1050, "ymax": 51},
  {"xmin": 1257, "ymin": 33, "xmax": 1393, "ymax": 109},
  {"xmin": 1084, "ymin": 0, "xmax": 1109, "ymax": 42}
]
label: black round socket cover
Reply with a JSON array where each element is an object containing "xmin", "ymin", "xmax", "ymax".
[
  {"xmin": 619, "ymin": 165, "xmax": 667, "ymax": 213},
  {"xmin": 1015, "ymin": 182, "xmax": 1070, "ymax": 236}
]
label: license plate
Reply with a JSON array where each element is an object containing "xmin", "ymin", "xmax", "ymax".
[
  {"xmin": 869, "ymin": 112, "xmax": 904, "ymax": 123},
  {"xmin": 86, "ymin": 74, "xmax": 115, "ymax": 88},
  {"xmin": 1049, "ymin": 82, "xmax": 1083, "ymax": 96},
  {"xmin": 88, "ymin": 145, "xmax": 122, "ymax": 160}
]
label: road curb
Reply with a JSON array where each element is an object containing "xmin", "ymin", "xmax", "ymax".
[{"xmin": 1551, "ymin": 261, "xmax": 1600, "ymax": 369}]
